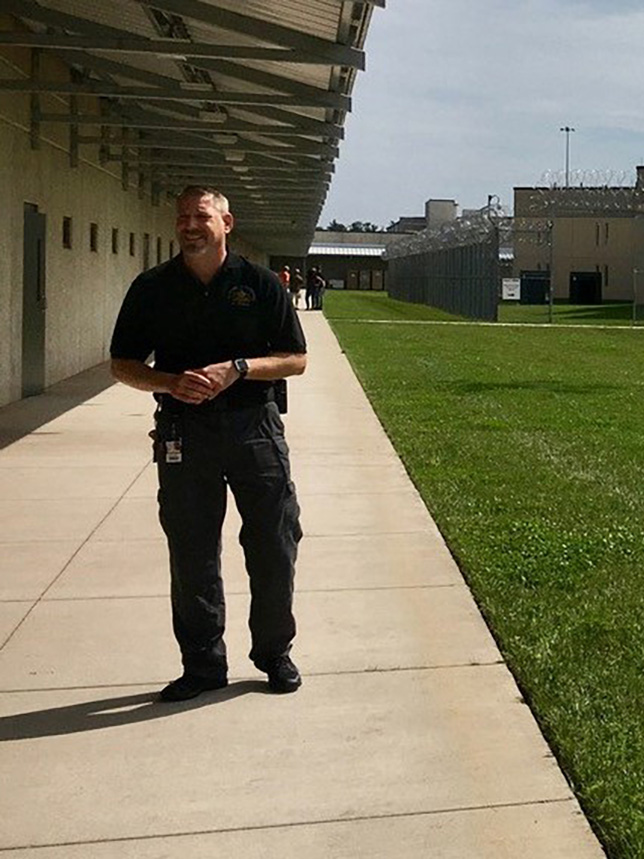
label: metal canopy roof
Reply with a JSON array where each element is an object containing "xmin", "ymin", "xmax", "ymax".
[{"xmin": 1, "ymin": 0, "xmax": 384, "ymax": 255}]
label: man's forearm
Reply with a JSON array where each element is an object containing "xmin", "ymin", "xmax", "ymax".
[
  {"xmin": 111, "ymin": 353, "xmax": 306, "ymax": 403},
  {"xmin": 245, "ymin": 353, "xmax": 307, "ymax": 381},
  {"xmin": 111, "ymin": 358, "xmax": 175, "ymax": 393}
]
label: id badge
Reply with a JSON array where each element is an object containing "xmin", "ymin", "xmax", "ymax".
[{"xmin": 165, "ymin": 439, "xmax": 183, "ymax": 463}]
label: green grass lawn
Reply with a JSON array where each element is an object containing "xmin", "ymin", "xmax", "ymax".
[
  {"xmin": 499, "ymin": 300, "xmax": 644, "ymax": 326},
  {"xmin": 323, "ymin": 290, "xmax": 464, "ymax": 322},
  {"xmin": 324, "ymin": 291, "xmax": 644, "ymax": 327},
  {"xmin": 324, "ymin": 290, "xmax": 644, "ymax": 858}
]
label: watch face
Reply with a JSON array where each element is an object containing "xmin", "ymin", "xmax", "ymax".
[{"xmin": 235, "ymin": 358, "xmax": 249, "ymax": 376}]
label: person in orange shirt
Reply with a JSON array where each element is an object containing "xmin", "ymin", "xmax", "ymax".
[{"xmin": 278, "ymin": 265, "xmax": 291, "ymax": 290}]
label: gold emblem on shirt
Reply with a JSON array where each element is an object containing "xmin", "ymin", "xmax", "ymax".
[{"xmin": 227, "ymin": 285, "xmax": 256, "ymax": 307}]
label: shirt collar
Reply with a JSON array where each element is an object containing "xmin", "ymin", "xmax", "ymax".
[{"xmin": 175, "ymin": 249, "xmax": 241, "ymax": 288}]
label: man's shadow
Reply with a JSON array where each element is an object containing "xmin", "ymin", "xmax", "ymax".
[{"xmin": 0, "ymin": 680, "xmax": 267, "ymax": 742}]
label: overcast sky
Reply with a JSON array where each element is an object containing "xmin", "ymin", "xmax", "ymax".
[{"xmin": 319, "ymin": 0, "xmax": 644, "ymax": 228}]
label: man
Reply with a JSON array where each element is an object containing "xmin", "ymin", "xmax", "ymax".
[{"xmin": 110, "ymin": 186, "xmax": 307, "ymax": 701}]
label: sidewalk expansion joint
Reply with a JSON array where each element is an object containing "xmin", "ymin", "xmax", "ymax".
[
  {"xmin": 303, "ymin": 529, "xmax": 436, "ymax": 538},
  {"xmin": 30, "ymin": 583, "xmax": 463, "ymax": 603},
  {"xmin": 0, "ymin": 662, "xmax": 506, "ymax": 694},
  {"xmin": 0, "ymin": 599, "xmax": 37, "ymax": 605},
  {"xmin": 295, "ymin": 583, "xmax": 462, "ymax": 594},
  {"xmin": 0, "ymin": 460, "xmax": 154, "ymax": 654},
  {"xmin": 303, "ymin": 662, "xmax": 506, "ymax": 678},
  {"xmin": 0, "ymin": 798, "xmax": 577, "ymax": 853}
]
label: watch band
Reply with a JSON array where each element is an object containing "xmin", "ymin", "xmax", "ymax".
[{"xmin": 233, "ymin": 357, "xmax": 249, "ymax": 378}]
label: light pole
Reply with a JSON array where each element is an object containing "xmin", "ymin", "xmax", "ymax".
[
  {"xmin": 633, "ymin": 269, "xmax": 641, "ymax": 326},
  {"xmin": 560, "ymin": 126, "xmax": 575, "ymax": 187},
  {"xmin": 547, "ymin": 219, "xmax": 554, "ymax": 324},
  {"xmin": 486, "ymin": 194, "xmax": 501, "ymax": 320}
]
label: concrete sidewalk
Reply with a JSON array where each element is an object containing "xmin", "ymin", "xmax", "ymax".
[{"xmin": 0, "ymin": 312, "xmax": 604, "ymax": 857}]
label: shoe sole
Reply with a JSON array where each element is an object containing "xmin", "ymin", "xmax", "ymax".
[
  {"xmin": 268, "ymin": 677, "xmax": 302, "ymax": 694},
  {"xmin": 158, "ymin": 679, "xmax": 228, "ymax": 703}
]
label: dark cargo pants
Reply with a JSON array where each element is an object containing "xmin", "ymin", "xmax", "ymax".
[{"xmin": 155, "ymin": 400, "xmax": 302, "ymax": 679}]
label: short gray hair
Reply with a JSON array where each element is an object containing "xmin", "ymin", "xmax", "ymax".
[{"xmin": 176, "ymin": 185, "xmax": 229, "ymax": 212}]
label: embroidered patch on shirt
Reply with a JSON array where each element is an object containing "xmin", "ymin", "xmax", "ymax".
[{"xmin": 227, "ymin": 284, "xmax": 257, "ymax": 307}]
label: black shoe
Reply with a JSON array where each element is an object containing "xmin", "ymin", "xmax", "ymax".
[
  {"xmin": 262, "ymin": 656, "xmax": 302, "ymax": 694},
  {"xmin": 159, "ymin": 672, "xmax": 228, "ymax": 702}
]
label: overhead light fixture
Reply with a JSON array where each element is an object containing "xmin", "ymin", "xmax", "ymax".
[
  {"xmin": 212, "ymin": 134, "xmax": 239, "ymax": 146},
  {"xmin": 224, "ymin": 152, "xmax": 245, "ymax": 163}
]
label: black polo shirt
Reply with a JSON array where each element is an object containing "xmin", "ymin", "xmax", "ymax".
[{"xmin": 110, "ymin": 251, "xmax": 306, "ymax": 408}]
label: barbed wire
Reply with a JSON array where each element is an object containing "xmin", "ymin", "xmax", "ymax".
[
  {"xmin": 538, "ymin": 168, "xmax": 636, "ymax": 188},
  {"xmin": 384, "ymin": 208, "xmax": 511, "ymax": 260},
  {"xmin": 524, "ymin": 168, "xmax": 644, "ymax": 216},
  {"xmin": 385, "ymin": 168, "xmax": 644, "ymax": 260}
]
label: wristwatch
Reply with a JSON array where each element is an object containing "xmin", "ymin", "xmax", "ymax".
[{"xmin": 233, "ymin": 357, "xmax": 249, "ymax": 378}]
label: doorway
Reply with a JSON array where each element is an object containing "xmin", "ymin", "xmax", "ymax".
[
  {"xmin": 569, "ymin": 271, "xmax": 602, "ymax": 304},
  {"xmin": 22, "ymin": 203, "xmax": 47, "ymax": 397}
]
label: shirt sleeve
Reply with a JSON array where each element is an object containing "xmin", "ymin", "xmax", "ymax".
[
  {"xmin": 264, "ymin": 271, "xmax": 307, "ymax": 354},
  {"xmin": 110, "ymin": 277, "xmax": 155, "ymax": 362}
]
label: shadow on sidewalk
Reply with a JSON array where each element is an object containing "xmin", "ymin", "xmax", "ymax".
[
  {"xmin": 0, "ymin": 363, "xmax": 115, "ymax": 450},
  {"xmin": 0, "ymin": 680, "xmax": 268, "ymax": 741}
]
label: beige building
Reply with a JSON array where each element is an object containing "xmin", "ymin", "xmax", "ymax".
[{"xmin": 514, "ymin": 168, "xmax": 644, "ymax": 302}]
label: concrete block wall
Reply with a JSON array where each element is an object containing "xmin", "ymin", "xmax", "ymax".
[
  {"xmin": 0, "ymin": 41, "xmax": 176, "ymax": 406},
  {"xmin": 0, "ymin": 35, "xmax": 267, "ymax": 407}
]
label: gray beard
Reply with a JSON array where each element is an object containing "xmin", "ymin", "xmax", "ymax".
[{"xmin": 181, "ymin": 241, "xmax": 208, "ymax": 255}]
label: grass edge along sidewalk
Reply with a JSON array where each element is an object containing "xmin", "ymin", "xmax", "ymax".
[{"xmin": 324, "ymin": 291, "xmax": 644, "ymax": 859}]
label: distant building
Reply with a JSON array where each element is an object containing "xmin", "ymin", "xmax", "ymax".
[
  {"xmin": 271, "ymin": 230, "xmax": 396, "ymax": 291},
  {"xmin": 425, "ymin": 199, "xmax": 458, "ymax": 229},
  {"xmin": 306, "ymin": 231, "xmax": 399, "ymax": 290},
  {"xmin": 514, "ymin": 167, "xmax": 644, "ymax": 301},
  {"xmin": 387, "ymin": 198, "xmax": 458, "ymax": 234},
  {"xmin": 387, "ymin": 216, "xmax": 427, "ymax": 234}
]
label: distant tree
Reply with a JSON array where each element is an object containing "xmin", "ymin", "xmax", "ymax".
[
  {"xmin": 348, "ymin": 220, "xmax": 383, "ymax": 233},
  {"xmin": 321, "ymin": 219, "xmax": 384, "ymax": 232}
]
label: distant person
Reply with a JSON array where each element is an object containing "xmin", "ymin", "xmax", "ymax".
[
  {"xmin": 278, "ymin": 265, "xmax": 290, "ymax": 291},
  {"xmin": 315, "ymin": 272, "xmax": 327, "ymax": 311},
  {"xmin": 306, "ymin": 267, "xmax": 324, "ymax": 310},
  {"xmin": 305, "ymin": 267, "xmax": 316, "ymax": 310},
  {"xmin": 290, "ymin": 268, "xmax": 304, "ymax": 308}
]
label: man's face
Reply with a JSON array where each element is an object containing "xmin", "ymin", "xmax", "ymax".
[{"xmin": 176, "ymin": 193, "xmax": 233, "ymax": 257}]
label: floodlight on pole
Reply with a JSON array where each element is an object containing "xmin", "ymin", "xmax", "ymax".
[{"xmin": 560, "ymin": 126, "xmax": 575, "ymax": 187}]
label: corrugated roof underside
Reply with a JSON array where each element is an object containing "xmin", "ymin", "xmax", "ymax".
[
  {"xmin": 107, "ymin": 56, "xmax": 185, "ymax": 83},
  {"xmin": 41, "ymin": 0, "xmax": 157, "ymax": 37},
  {"xmin": 5, "ymin": 0, "xmax": 380, "ymax": 255},
  {"xmin": 208, "ymin": 0, "xmax": 342, "ymax": 42}
]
